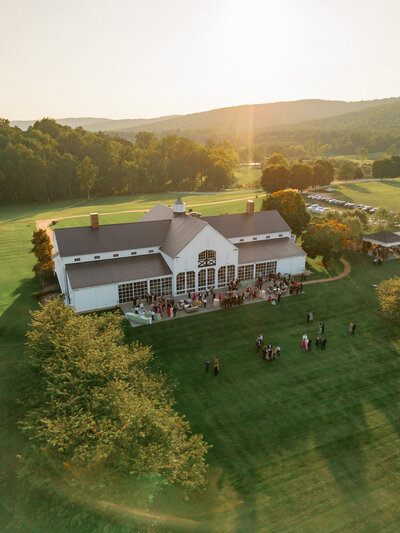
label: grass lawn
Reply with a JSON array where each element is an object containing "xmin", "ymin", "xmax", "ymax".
[
  {"xmin": 332, "ymin": 179, "xmax": 400, "ymax": 210},
  {"xmin": 2, "ymin": 193, "xmax": 400, "ymax": 531},
  {"xmin": 0, "ymin": 189, "xmax": 262, "ymax": 224},
  {"xmin": 55, "ymin": 195, "xmax": 266, "ymax": 229},
  {"xmin": 124, "ymin": 253, "xmax": 400, "ymax": 532},
  {"xmin": 235, "ymin": 166, "xmax": 262, "ymax": 188}
]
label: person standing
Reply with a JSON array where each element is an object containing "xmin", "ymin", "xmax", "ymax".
[
  {"xmin": 302, "ymin": 334, "xmax": 308, "ymax": 351},
  {"xmin": 321, "ymin": 337, "xmax": 327, "ymax": 350},
  {"xmin": 307, "ymin": 338, "xmax": 312, "ymax": 351},
  {"xmin": 352, "ymin": 322, "xmax": 356, "ymax": 334},
  {"xmin": 205, "ymin": 360, "xmax": 210, "ymax": 373},
  {"xmin": 214, "ymin": 357, "xmax": 219, "ymax": 375},
  {"xmin": 349, "ymin": 322, "xmax": 354, "ymax": 333},
  {"xmin": 307, "ymin": 312, "xmax": 310, "ymax": 323}
]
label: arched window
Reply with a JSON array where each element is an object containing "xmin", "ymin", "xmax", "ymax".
[
  {"xmin": 198, "ymin": 250, "xmax": 216, "ymax": 267},
  {"xmin": 176, "ymin": 272, "xmax": 185, "ymax": 294},
  {"xmin": 218, "ymin": 266, "xmax": 226, "ymax": 287}
]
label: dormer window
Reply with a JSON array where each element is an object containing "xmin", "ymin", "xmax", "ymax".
[{"xmin": 198, "ymin": 250, "xmax": 216, "ymax": 267}]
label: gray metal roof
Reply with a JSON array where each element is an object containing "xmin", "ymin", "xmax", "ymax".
[
  {"xmin": 140, "ymin": 203, "xmax": 173, "ymax": 222},
  {"xmin": 201, "ymin": 210, "xmax": 291, "ymax": 238},
  {"xmin": 237, "ymin": 238, "xmax": 306, "ymax": 264},
  {"xmin": 363, "ymin": 231, "xmax": 400, "ymax": 245},
  {"xmin": 54, "ymin": 219, "xmax": 171, "ymax": 257},
  {"xmin": 161, "ymin": 215, "xmax": 207, "ymax": 257},
  {"xmin": 66, "ymin": 254, "xmax": 172, "ymax": 289}
]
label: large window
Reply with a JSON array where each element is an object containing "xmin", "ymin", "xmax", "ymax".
[
  {"xmin": 238, "ymin": 264, "xmax": 255, "ymax": 281},
  {"xmin": 118, "ymin": 282, "xmax": 133, "ymax": 303},
  {"xmin": 162, "ymin": 277, "xmax": 172, "ymax": 295},
  {"xmin": 207, "ymin": 267, "xmax": 215, "ymax": 288},
  {"xmin": 218, "ymin": 265, "xmax": 236, "ymax": 287},
  {"xmin": 218, "ymin": 266, "xmax": 226, "ymax": 287},
  {"xmin": 176, "ymin": 272, "xmax": 195, "ymax": 295},
  {"xmin": 150, "ymin": 276, "xmax": 172, "ymax": 296},
  {"xmin": 198, "ymin": 250, "xmax": 216, "ymax": 267},
  {"xmin": 176, "ymin": 272, "xmax": 186, "ymax": 294},
  {"xmin": 255, "ymin": 261, "xmax": 277, "ymax": 277},
  {"xmin": 133, "ymin": 280, "xmax": 148, "ymax": 299},
  {"xmin": 255, "ymin": 263, "xmax": 267, "ymax": 278},
  {"xmin": 227, "ymin": 265, "xmax": 235, "ymax": 282},
  {"xmin": 186, "ymin": 271, "xmax": 195, "ymax": 292},
  {"xmin": 267, "ymin": 261, "xmax": 277, "ymax": 276},
  {"xmin": 198, "ymin": 269, "xmax": 206, "ymax": 290}
]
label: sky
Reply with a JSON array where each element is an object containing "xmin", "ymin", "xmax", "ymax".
[{"xmin": 1, "ymin": 0, "xmax": 400, "ymax": 120}]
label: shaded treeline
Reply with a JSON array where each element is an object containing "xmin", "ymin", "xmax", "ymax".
[{"xmin": 0, "ymin": 118, "xmax": 239, "ymax": 203}]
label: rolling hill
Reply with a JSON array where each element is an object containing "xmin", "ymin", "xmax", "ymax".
[
  {"xmin": 111, "ymin": 97, "xmax": 400, "ymax": 139},
  {"xmin": 10, "ymin": 115, "xmax": 181, "ymax": 132},
  {"xmin": 9, "ymin": 97, "xmax": 399, "ymax": 136},
  {"xmin": 286, "ymin": 99, "xmax": 400, "ymax": 132}
]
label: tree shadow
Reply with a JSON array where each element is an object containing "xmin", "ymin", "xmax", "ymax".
[{"xmin": 0, "ymin": 278, "xmax": 39, "ymax": 528}]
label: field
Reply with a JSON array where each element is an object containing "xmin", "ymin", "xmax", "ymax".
[
  {"xmin": 127, "ymin": 254, "xmax": 400, "ymax": 531},
  {"xmin": 330, "ymin": 178, "xmax": 400, "ymax": 210},
  {"xmin": 0, "ymin": 189, "xmax": 261, "ymax": 224},
  {"xmin": 1, "ymin": 193, "xmax": 400, "ymax": 531},
  {"xmin": 234, "ymin": 165, "xmax": 262, "ymax": 188}
]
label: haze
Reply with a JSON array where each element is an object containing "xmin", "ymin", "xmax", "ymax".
[{"xmin": 1, "ymin": 0, "xmax": 400, "ymax": 120}]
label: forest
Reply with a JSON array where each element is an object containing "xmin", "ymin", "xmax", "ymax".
[{"xmin": 0, "ymin": 119, "xmax": 239, "ymax": 203}]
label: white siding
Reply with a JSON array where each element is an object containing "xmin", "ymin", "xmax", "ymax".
[
  {"xmin": 172, "ymin": 225, "xmax": 238, "ymax": 293},
  {"xmin": 69, "ymin": 283, "xmax": 119, "ymax": 313},
  {"xmin": 277, "ymin": 255, "xmax": 306, "ymax": 275}
]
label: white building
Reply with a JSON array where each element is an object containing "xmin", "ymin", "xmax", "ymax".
[{"xmin": 53, "ymin": 199, "xmax": 306, "ymax": 312}]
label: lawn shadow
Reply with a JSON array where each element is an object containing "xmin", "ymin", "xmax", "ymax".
[{"xmin": 0, "ymin": 278, "xmax": 39, "ymax": 529}]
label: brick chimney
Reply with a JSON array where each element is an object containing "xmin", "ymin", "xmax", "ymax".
[
  {"xmin": 90, "ymin": 213, "xmax": 99, "ymax": 229},
  {"xmin": 246, "ymin": 200, "xmax": 254, "ymax": 215}
]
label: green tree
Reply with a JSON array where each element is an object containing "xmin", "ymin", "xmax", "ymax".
[
  {"xmin": 302, "ymin": 218, "xmax": 348, "ymax": 265},
  {"xmin": 341, "ymin": 214, "xmax": 364, "ymax": 243},
  {"xmin": 265, "ymin": 152, "xmax": 288, "ymax": 167},
  {"xmin": 339, "ymin": 161, "xmax": 357, "ymax": 181},
  {"xmin": 261, "ymin": 189, "xmax": 310, "ymax": 236},
  {"xmin": 19, "ymin": 299, "xmax": 210, "ymax": 526},
  {"xmin": 357, "ymin": 148, "xmax": 368, "ymax": 168},
  {"xmin": 352, "ymin": 166, "xmax": 364, "ymax": 180},
  {"xmin": 290, "ymin": 163, "xmax": 313, "ymax": 190},
  {"xmin": 372, "ymin": 158, "xmax": 395, "ymax": 179},
  {"xmin": 31, "ymin": 229, "xmax": 50, "ymax": 253},
  {"xmin": 76, "ymin": 156, "xmax": 98, "ymax": 199},
  {"xmin": 312, "ymin": 159, "xmax": 334, "ymax": 187},
  {"xmin": 261, "ymin": 164, "xmax": 291, "ymax": 193},
  {"xmin": 377, "ymin": 277, "xmax": 400, "ymax": 321}
]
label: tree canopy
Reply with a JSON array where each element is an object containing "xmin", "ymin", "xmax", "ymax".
[
  {"xmin": 19, "ymin": 299, "xmax": 210, "ymax": 526},
  {"xmin": 0, "ymin": 119, "xmax": 239, "ymax": 203},
  {"xmin": 261, "ymin": 189, "xmax": 310, "ymax": 236},
  {"xmin": 377, "ymin": 277, "xmax": 400, "ymax": 321},
  {"xmin": 302, "ymin": 218, "xmax": 348, "ymax": 264}
]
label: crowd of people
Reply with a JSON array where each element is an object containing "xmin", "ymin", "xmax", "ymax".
[{"xmin": 255, "ymin": 334, "xmax": 281, "ymax": 361}]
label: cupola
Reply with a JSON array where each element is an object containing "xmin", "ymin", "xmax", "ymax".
[{"xmin": 173, "ymin": 197, "xmax": 186, "ymax": 216}]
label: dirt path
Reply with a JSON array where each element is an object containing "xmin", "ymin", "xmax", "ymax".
[
  {"xmin": 303, "ymin": 258, "xmax": 351, "ymax": 285},
  {"xmin": 35, "ymin": 194, "xmax": 261, "ymax": 242}
]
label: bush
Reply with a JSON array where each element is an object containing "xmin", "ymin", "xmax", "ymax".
[{"xmin": 377, "ymin": 277, "xmax": 400, "ymax": 321}]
